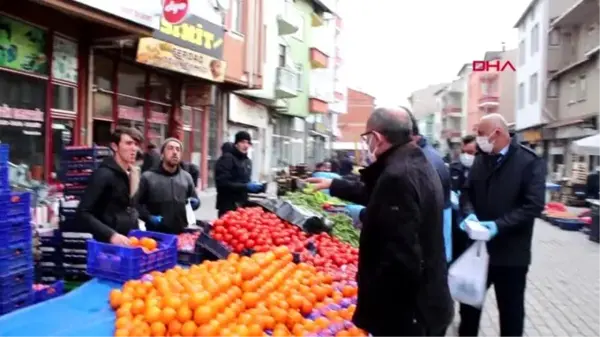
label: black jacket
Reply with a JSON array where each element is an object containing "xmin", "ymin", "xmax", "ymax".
[
  {"xmin": 141, "ymin": 150, "xmax": 161, "ymax": 173},
  {"xmin": 460, "ymin": 137, "xmax": 546, "ymax": 266},
  {"xmin": 329, "ymin": 143, "xmax": 453, "ymax": 335},
  {"xmin": 449, "ymin": 161, "xmax": 469, "ymax": 192},
  {"xmin": 181, "ymin": 162, "xmax": 200, "ymax": 187},
  {"xmin": 134, "ymin": 165, "xmax": 198, "ymax": 234},
  {"xmin": 214, "ymin": 145, "xmax": 252, "ymax": 212},
  {"xmin": 76, "ymin": 156, "xmax": 139, "ymax": 242},
  {"xmin": 417, "ymin": 137, "xmax": 451, "ymax": 208}
]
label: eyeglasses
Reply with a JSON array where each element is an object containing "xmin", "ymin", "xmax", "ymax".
[{"xmin": 360, "ymin": 131, "xmax": 374, "ymax": 143}]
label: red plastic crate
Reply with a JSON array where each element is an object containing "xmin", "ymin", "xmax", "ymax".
[{"xmin": 86, "ymin": 230, "xmax": 177, "ymax": 283}]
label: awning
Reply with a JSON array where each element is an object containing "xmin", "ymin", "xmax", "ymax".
[{"xmin": 572, "ymin": 134, "xmax": 600, "ymax": 155}]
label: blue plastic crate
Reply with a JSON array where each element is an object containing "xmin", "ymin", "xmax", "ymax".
[
  {"xmin": 0, "ymin": 291, "xmax": 34, "ymax": 316},
  {"xmin": 34, "ymin": 280, "xmax": 64, "ymax": 304},
  {"xmin": 0, "ymin": 144, "xmax": 8, "ymax": 163},
  {"xmin": 0, "ymin": 240, "xmax": 33, "ymax": 274},
  {"xmin": 0, "ymin": 267, "xmax": 34, "ymax": 300},
  {"xmin": 61, "ymin": 146, "xmax": 111, "ymax": 159},
  {"xmin": 554, "ymin": 218, "xmax": 584, "ymax": 231},
  {"xmin": 0, "ymin": 166, "xmax": 8, "ymax": 190},
  {"xmin": 0, "ymin": 216, "xmax": 31, "ymax": 245},
  {"xmin": 0, "ymin": 192, "xmax": 31, "ymax": 220},
  {"xmin": 197, "ymin": 232, "xmax": 231, "ymax": 259},
  {"xmin": 62, "ymin": 160, "xmax": 102, "ymax": 170},
  {"xmin": 87, "ymin": 230, "xmax": 177, "ymax": 283}
]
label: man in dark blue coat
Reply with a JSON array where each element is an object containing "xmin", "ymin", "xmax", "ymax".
[
  {"xmin": 406, "ymin": 110, "xmax": 453, "ymax": 264},
  {"xmin": 458, "ymin": 113, "xmax": 545, "ymax": 337}
]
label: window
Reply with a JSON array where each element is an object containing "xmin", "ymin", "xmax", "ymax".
[
  {"xmin": 148, "ymin": 74, "xmax": 172, "ymax": 103},
  {"xmin": 117, "ymin": 63, "xmax": 145, "ymax": 97},
  {"xmin": 93, "ymin": 92, "xmax": 113, "ymax": 119},
  {"xmin": 549, "ymin": 28, "xmax": 561, "ymax": 46},
  {"xmin": 569, "ymin": 79, "xmax": 577, "ymax": 103},
  {"xmin": 548, "ymin": 80, "xmax": 558, "ymax": 98},
  {"xmin": 231, "ymin": 0, "xmax": 242, "ymax": 33},
  {"xmin": 578, "ymin": 74, "xmax": 587, "ymax": 100},
  {"xmin": 52, "ymin": 84, "xmax": 76, "ymax": 112},
  {"xmin": 278, "ymin": 45, "xmax": 286, "ymax": 67},
  {"xmin": 0, "ymin": 71, "xmax": 46, "ymax": 183},
  {"xmin": 519, "ymin": 40, "xmax": 526, "ymax": 65},
  {"xmin": 52, "ymin": 36, "xmax": 78, "ymax": 83},
  {"xmin": 587, "ymin": 24, "xmax": 597, "ymax": 50},
  {"xmin": 51, "ymin": 119, "xmax": 75, "ymax": 180},
  {"xmin": 295, "ymin": 63, "xmax": 303, "ymax": 92},
  {"xmin": 530, "ymin": 24, "xmax": 539, "ymax": 55},
  {"xmin": 93, "ymin": 56, "xmax": 114, "ymax": 91},
  {"xmin": 518, "ymin": 82, "xmax": 525, "ymax": 109},
  {"xmin": 529, "ymin": 73, "xmax": 538, "ymax": 103}
]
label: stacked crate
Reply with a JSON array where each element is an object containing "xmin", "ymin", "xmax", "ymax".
[
  {"xmin": 0, "ymin": 144, "xmax": 34, "ymax": 316},
  {"xmin": 57, "ymin": 146, "xmax": 111, "ymax": 285}
]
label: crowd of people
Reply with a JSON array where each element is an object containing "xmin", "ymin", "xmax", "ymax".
[{"xmin": 74, "ymin": 106, "xmax": 546, "ymax": 336}]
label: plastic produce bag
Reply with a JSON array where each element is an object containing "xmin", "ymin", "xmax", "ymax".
[
  {"xmin": 448, "ymin": 241, "xmax": 489, "ymax": 307},
  {"xmin": 185, "ymin": 201, "xmax": 196, "ymax": 226}
]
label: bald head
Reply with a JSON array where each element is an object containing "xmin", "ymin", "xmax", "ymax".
[
  {"xmin": 366, "ymin": 107, "xmax": 413, "ymax": 145},
  {"xmin": 477, "ymin": 113, "xmax": 511, "ymax": 153}
]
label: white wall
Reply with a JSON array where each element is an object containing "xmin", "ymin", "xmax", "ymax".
[{"xmin": 515, "ymin": 0, "xmax": 548, "ymax": 130}]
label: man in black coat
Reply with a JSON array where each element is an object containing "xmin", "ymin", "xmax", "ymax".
[
  {"xmin": 141, "ymin": 143, "xmax": 161, "ymax": 173},
  {"xmin": 214, "ymin": 132, "xmax": 263, "ymax": 217},
  {"xmin": 307, "ymin": 107, "xmax": 453, "ymax": 336},
  {"xmin": 76, "ymin": 127, "xmax": 141, "ymax": 245},
  {"xmin": 458, "ymin": 113, "xmax": 545, "ymax": 337}
]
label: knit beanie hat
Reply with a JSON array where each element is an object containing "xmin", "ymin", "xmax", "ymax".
[
  {"xmin": 161, "ymin": 137, "xmax": 183, "ymax": 153},
  {"xmin": 234, "ymin": 131, "xmax": 252, "ymax": 144}
]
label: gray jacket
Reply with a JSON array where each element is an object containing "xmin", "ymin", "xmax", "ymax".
[{"xmin": 134, "ymin": 165, "xmax": 198, "ymax": 234}]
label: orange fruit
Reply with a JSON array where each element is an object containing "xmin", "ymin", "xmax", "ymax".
[
  {"xmin": 193, "ymin": 306, "xmax": 214, "ymax": 325},
  {"xmin": 241, "ymin": 292, "xmax": 260, "ymax": 308},
  {"xmin": 115, "ymin": 316, "xmax": 131, "ymax": 330},
  {"xmin": 150, "ymin": 321, "xmax": 166, "ymax": 336},
  {"xmin": 180, "ymin": 321, "xmax": 197, "ymax": 337},
  {"xmin": 177, "ymin": 305, "xmax": 193, "ymax": 323},
  {"xmin": 114, "ymin": 328, "xmax": 129, "ymax": 337},
  {"xmin": 188, "ymin": 292, "xmax": 210, "ymax": 310},
  {"xmin": 110, "ymin": 289, "xmax": 124, "ymax": 309},
  {"xmin": 160, "ymin": 307, "xmax": 177, "ymax": 324},
  {"xmin": 167, "ymin": 320, "xmax": 182, "ymax": 336},
  {"xmin": 144, "ymin": 306, "xmax": 161, "ymax": 324},
  {"xmin": 129, "ymin": 237, "xmax": 139, "ymax": 247},
  {"xmin": 130, "ymin": 299, "xmax": 145, "ymax": 315}
]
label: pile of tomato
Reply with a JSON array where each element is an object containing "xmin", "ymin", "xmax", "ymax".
[
  {"xmin": 109, "ymin": 246, "xmax": 367, "ymax": 337},
  {"xmin": 211, "ymin": 208, "xmax": 358, "ymax": 282}
]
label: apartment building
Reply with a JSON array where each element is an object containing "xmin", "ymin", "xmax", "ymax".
[
  {"xmin": 544, "ymin": 0, "xmax": 600, "ymax": 174},
  {"xmin": 466, "ymin": 49, "xmax": 517, "ymax": 134},
  {"xmin": 335, "ymin": 88, "xmax": 376, "ymax": 158},
  {"xmin": 408, "ymin": 83, "xmax": 449, "ymax": 145},
  {"xmin": 514, "ymin": 0, "xmax": 595, "ymax": 172},
  {"xmin": 435, "ymin": 79, "xmax": 466, "ymax": 153}
]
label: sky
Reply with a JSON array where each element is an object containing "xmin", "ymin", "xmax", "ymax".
[{"xmin": 341, "ymin": 0, "xmax": 530, "ymax": 106}]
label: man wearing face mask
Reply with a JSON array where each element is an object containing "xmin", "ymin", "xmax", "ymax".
[
  {"xmin": 457, "ymin": 113, "xmax": 545, "ymax": 337},
  {"xmin": 306, "ymin": 107, "xmax": 453, "ymax": 336},
  {"xmin": 450, "ymin": 135, "xmax": 477, "ymax": 192}
]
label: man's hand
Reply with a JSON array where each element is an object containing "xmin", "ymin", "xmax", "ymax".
[
  {"xmin": 189, "ymin": 197, "xmax": 200, "ymax": 210},
  {"xmin": 110, "ymin": 233, "xmax": 131, "ymax": 246},
  {"xmin": 479, "ymin": 221, "xmax": 498, "ymax": 238},
  {"xmin": 459, "ymin": 213, "xmax": 479, "ymax": 231},
  {"xmin": 304, "ymin": 177, "xmax": 333, "ymax": 191}
]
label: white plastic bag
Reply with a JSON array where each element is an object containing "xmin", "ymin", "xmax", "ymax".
[
  {"xmin": 448, "ymin": 241, "xmax": 489, "ymax": 307},
  {"xmin": 185, "ymin": 202, "xmax": 196, "ymax": 227}
]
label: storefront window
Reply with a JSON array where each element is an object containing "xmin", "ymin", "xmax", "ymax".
[
  {"xmin": 0, "ymin": 71, "xmax": 46, "ymax": 183},
  {"xmin": 52, "ymin": 36, "xmax": 78, "ymax": 83},
  {"xmin": 93, "ymin": 56, "xmax": 113, "ymax": 91},
  {"xmin": 51, "ymin": 119, "xmax": 74, "ymax": 180},
  {"xmin": 148, "ymin": 104, "xmax": 169, "ymax": 145},
  {"xmin": 53, "ymin": 84, "xmax": 76, "ymax": 111},
  {"xmin": 207, "ymin": 106, "xmax": 219, "ymax": 187},
  {"xmin": 149, "ymin": 74, "xmax": 172, "ymax": 103},
  {"xmin": 118, "ymin": 63, "xmax": 145, "ymax": 97},
  {"xmin": 93, "ymin": 92, "xmax": 113, "ymax": 119},
  {"xmin": 117, "ymin": 95, "xmax": 144, "ymax": 135}
]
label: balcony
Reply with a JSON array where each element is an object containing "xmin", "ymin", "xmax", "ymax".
[
  {"xmin": 309, "ymin": 97, "xmax": 329, "ymax": 114},
  {"xmin": 547, "ymin": 45, "xmax": 561, "ymax": 72},
  {"xmin": 478, "ymin": 95, "xmax": 500, "ymax": 109},
  {"xmin": 442, "ymin": 129, "xmax": 462, "ymax": 139},
  {"xmin": 275, "ymin": 67, "xmax": 299, "ymax": 99},
  {"xmin": 310, "ymin": 47, "xmax": 329, "ymax": 69},
  {"xmin": 442, "ymin": 106, "xmax": 462, "ymax": 118},
  {"xmin": 277, "ymin": 1, "xmax": 299, "ymax": 36}
]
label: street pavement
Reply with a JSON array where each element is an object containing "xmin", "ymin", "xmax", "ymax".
[
  {"xmin": 194, "ymin": 194, "xmax": 599, "ymax": 337},
  {"xmin": 447, "ymin": 219, "xmax": 600, "ymax": 336}
]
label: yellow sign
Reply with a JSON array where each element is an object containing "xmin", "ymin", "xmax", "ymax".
[
  {"xmin": 136, "ymin": 38, "xmax": 226, "ymax": 83},
  {"xmin": 154, "ymin": 16, "xmax": 225, "ymax": 59}
]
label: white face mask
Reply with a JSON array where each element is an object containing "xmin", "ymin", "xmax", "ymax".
[
  {"xmin": 366, "ymin": 134, "xmax": 378, "ymax": 162},
  {"xmin": 459, "ymin": 153, "xmax": 475, "ymax": 167},
  {"xmin": 476, "ymin": 136, "xmax": 494, "ymax": 153}
]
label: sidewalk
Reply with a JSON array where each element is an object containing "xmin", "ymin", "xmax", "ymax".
[{"xmin": 194, "ymin": 183, "xmax": 278, "ymax": 221}]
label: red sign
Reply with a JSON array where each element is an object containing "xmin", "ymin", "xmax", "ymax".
[
  {"xmin": 162, "ymin": 0, "xmax": 189, "ymax": 24},
  {"xmin": 472, "ymin": 60, "xmax": 516, "ymax": 72}
]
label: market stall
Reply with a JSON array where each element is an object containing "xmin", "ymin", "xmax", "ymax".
[{"xmin": 1, "ymin": 145, "xmax": 366, "ymax": 337}]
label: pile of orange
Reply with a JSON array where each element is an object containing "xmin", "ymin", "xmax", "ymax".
[
  {"xmin": 108, "ymin": 246, "xmax": 366, "ymax": 337},
  {"xmin": 129, "ymin": 236, "xmax": 158, "ymax": 253}
]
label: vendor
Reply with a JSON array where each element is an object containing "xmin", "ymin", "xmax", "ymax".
[
  {"xmin": 312, "ymin": 161, "xmax": 341, "ymax": 193},
  {"xmin": 134, "ymin": 138, "xmax": 200, "ymax": 234}
]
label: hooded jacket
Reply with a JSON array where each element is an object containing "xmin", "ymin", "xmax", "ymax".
[
  {"xmin": 214, "ymin": 143, "xmax": 252, "ymax": 212},
  {"xmin": 76, "ymin": 156, "xmax": 139, "ymax": 242}
]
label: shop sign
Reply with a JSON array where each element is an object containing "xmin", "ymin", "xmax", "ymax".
[
  {"xmin": 162, "ymin": 0, "xmax": 190, "ymax": 24},
  {"xmin": 136, "ymin": 38, "xmax": 226, "ymax": 82},
  {"xmin": 153, "ymin": 14, "xmax": 225, "ymax": 59},
  {"xmin": 522, "ymin": 129, "xmax": 542, "ymax": 143},
  {"xmin": 149, "ymin": 111, "xmax": 169, "ymax": 124},
  {"xmin": 0, "ymin": 105, "xmax": 44, "ymax": 129},
  {"xmin": 71, "ymin": 0, "xmax": 162, "ymax": 29},
  {"xmin": 228, "ymin": 94, "xmax": 268, "ymax": 129},
  {"xmin": 313, "ymin": 122, "xmax": 328, "ymax": 134},
  {"xmin": 0, "ymin": 16, "xmax": 48, "ymax": 75}
]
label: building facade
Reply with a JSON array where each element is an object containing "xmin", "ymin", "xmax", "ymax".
[
  {"xmin": 435, "ymin": 80, "xmax": 464, "ymax": 153},
  {"xmin": 0, "ymin": 0, "xmax": 265, "ymax": 190},
  {"xmin": 335, "ymin": 88, "xmax": 375, "ymax": 161},
  {"xmin": 408, "ymin": 83, "xmax": 448, "ymax": 147},
  {"xmin": 543, "ymin": 0, "xmax": 599, "ymax": 175}
]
